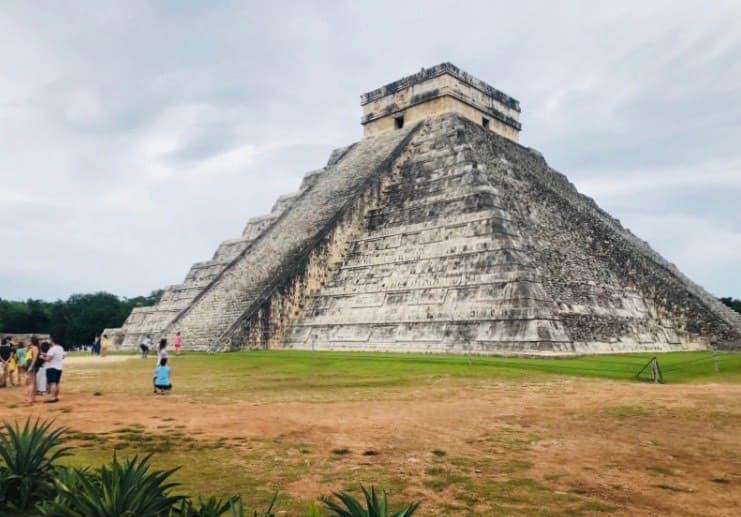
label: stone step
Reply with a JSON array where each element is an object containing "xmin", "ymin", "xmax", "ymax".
[
  {"xmin": 351, "ymin": 212, "xmax": 516, "ymax": 244},
  {"xmin": 285, "ymin": 319, "xmax": 570, "ymax": 344}
]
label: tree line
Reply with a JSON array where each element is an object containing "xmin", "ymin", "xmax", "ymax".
[
  {"xmin": 0, "ymin": 291, "xmax": 162, "ymax": 346},
  {"xmin": 720, "ymin": 297, "xmax": 741, "ymax": 314},
  {"xmin": 1, "ymin": 293, "xmax": 739, "ymax": 347}
]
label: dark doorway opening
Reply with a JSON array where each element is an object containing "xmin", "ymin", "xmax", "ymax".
[{"xmin": 395, "ymin": 115, "xmax": 405, "ymax": 129}]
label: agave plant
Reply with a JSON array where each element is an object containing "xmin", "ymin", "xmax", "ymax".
[
  {"xmin": 322, "ymin": 485, "xmax": 420, "ymax": 517},
  {"xmin": 38, "ymin": 453, "xmax": 184, "ymax": 516},
  {"xmin": 175, "ymin": 495, "xmax": 244, "ymax": 516},
  {"xmin": 173, "ymin": 491, "xmax": 278, "ymax": 517},
  {"xmin": 0, "ymin": 418, "xmax": 71, "ymax": 510}
]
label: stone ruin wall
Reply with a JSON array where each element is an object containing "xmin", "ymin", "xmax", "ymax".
[
  {"xmin": 361, "ymin": 63, "xmax": 521, "ymax": 142},
  {"xmin": 108, "ymin": 113, "xmax": 741, "ymax": 354},
  {"xmin": 363, "ymin": 94, "xmax": 520, "ymax": 143},
  {"xmin": 224, "ymin": 128, "xmax": 426, "ymax": 350},
  {"xmin": 153, "ymin": 125, "xmax": 422, "ymax": 350},
  {"xmin": 281, "ymin": 117, "xmax": 569, "ymax": 354},
  {"xmin": 470, "ymin": 127, "xmax": 741, "ymax": 351},
  {"xmin": 244, "ymin": 116, "xmax": 741, "ymax": 353}
]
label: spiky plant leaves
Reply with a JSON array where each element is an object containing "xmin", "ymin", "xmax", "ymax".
[
  {"xmin": 174, "ymin": 495, "xmax": 245, "ymax": 516},
  {"xmin": 36, "ymin": 466, "xmax": 96, "ymax": 515},
  {"xmin": 362, "ymin": 486, "xmax": 387, "ymax": 516},
  {"xmin": 38, "ymin": 453, "xmax": 184, "ymax": 516},
  {"xmin": 390, "ymin": 500, "xmax": 420, "ymax": 516},
  {"xmin": 323, "ymin": 490, "xmax": 367, "ymax": 517},
  {"xmin": 322, "ymin": 485, "xmax": 420, "ymax": 517},
  {"xmin": 252, "ymin": 491, "xmax": 277, "ymax": 517},
  {"xmin": 0, "ymin": 418, "xmax": 71, "ymax": 509},
  {"xmin": 306, "ymin": 500, "xmax": 321, "ymax": 517}
]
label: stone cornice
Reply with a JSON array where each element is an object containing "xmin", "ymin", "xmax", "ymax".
[
  {"xmin": 361, "ymin": 90, "xmax": 522, "ymax": 131},
  {"xmin": 360, "ymin": 62, "xmax": 521, "ymax": 112}
]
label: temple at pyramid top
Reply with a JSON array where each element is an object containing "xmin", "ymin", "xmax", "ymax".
[{"xmin": 360, "ymin": 62, "xmax": 521, "ymax": 141}]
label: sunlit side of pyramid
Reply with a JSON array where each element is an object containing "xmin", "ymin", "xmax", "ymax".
[{"xmin": 107, "ymin": 63, "xmax": 741, "ymax": 354}]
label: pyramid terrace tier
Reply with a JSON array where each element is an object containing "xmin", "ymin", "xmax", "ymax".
[{"xmin": 109, "ymin": 114, "xmax": 741, "ymax": 353}]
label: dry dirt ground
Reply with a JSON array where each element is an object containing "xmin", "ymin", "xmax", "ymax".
[{"xmin": 2, "ymin": 356, "xmax": 739, "ymax": 516}]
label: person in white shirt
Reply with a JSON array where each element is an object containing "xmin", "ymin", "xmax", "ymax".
[
  {"xmin": 41, "ymin": 337, "xmax": 65, "ymax": 403},
  {"xmin": 140, "ymin": 335, "xmax": 152, "ymax": 358}
]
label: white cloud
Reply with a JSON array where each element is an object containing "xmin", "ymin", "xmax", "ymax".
[
  {"xmin": 612, "ymin": 212, "xmax": 741, "ymax": 297},
  {"xmin": 0, "ymin": 0, "xmax": 740, "ymax": 300},
  {"xmin": 574, "ymin": 160, "xmax": 741, "ymax": 199}
]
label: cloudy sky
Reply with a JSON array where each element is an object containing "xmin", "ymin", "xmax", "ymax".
[{"xmin": 1, "ymin": 0, "xmax": 739, "ymax": 301}]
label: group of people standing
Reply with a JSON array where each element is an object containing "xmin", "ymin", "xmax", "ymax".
[
  {"xmin": 0, "ymin": 336, "xmax": 64, "ymax": 404},
  {"xmin": 139, "ymin": 332, "xmax": 182, "ymax": 358},
  {"xmin": 90, "ymin": 333, "xmax": 110, "ymax": 356},
  {"xmin": 0, "ymin": 330, "xmax": 180, "ymax": 402}
]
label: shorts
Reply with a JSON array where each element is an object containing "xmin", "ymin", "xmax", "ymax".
[
  {"xmin": 154, "ymin": 384, "xmax": 172, "ymax": 390},
  {"xmin": 46, "ymin": 368, "xmax": 63, "ymax": 385}
]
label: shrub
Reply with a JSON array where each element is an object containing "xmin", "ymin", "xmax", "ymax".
[
  {"xmin": 0, "ymin": 418, "xmax": 71, "ymax": 510},
  {"xmin": 38, "ymin": 454, "xmax": 183, "ymax": 516},
  {"xmin": 1, "ymin": 418, "xmax": 424, "ymax": 516},
  {"xmin": 322, "ymin": 485, "xmax": 420, "ymax": 517},
  {"xmin": 175, "ymin": 495, "xmax": 244, "ymax": 516}
]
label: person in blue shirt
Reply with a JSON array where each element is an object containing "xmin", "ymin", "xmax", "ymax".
[{"xmin": 153, "ymin": 357, "xmax": 172, "ymax": 394}]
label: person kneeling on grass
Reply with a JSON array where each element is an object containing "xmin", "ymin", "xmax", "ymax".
[{"xmin": 153, "ymin": 357, "xmax": 172, "ymax": 394}]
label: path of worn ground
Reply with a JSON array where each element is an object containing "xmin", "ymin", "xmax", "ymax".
[{"xmin": 2, "ymin": 356, "xmax": 739, "ymax": 515}]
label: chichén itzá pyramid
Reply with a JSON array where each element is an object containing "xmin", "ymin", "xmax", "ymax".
[{"xmin": 106, "ymin": 63, "xmax": 741, "ymax": 354}]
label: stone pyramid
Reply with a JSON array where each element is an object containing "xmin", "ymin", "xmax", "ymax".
[{"xmin": 107, "ymin": 64, "xmax": 741, "ymax": 354}]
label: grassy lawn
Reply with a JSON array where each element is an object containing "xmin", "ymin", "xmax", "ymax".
[
  {"xmin": 3, "ymin": 349, "xmax": 740, "ymax": 515},
  {"xmin": 86, "ymin": 349, "xmax": 741, "ymax": 399}
]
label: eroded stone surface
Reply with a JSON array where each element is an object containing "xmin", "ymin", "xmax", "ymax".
[{"xmin": 108, "ymin": 114, "xmax": 741, "ymax": 354}]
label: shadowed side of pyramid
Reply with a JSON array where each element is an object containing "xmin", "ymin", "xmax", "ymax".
[{"xmin": 274, "ymin": 115, "xmax": 741, "ymax": 354}]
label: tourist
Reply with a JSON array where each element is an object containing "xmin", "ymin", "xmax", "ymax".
[
  {"xmin": 41, "ymin": 336, "xmax": 65, "ymax": 403},
  {"xmin": 156, "ymin": 338, "xmax": 168, "ymax": 364},
  {"xmin": 92, "ymin": 334, "xmax": 101, "ymax": 355},
  {"xmin": 15, "ymin": 340, "xmax": 27, "ymax": 385},
  {"xmin": 140, "ymin": 335, "xmax": 152, "ymax": 358},
  {"xmin": 0, "ymin": 338, "xmax": 11, "ymax": 387},
  {"xmin": 7, "ymin": 342, "xmax": 17, "ymax": 387},
  {"xmin": 36, "ymin": 341, "xmax": 50, "ymax": 395},
  {"xmin": 101, "ymin": 333, "xmax": 109, "ymax": 357},
  {"xmin": 25, "ymin": 336, "xmax": 41, "ymax": 404},
  {"xmin": 173, "ymin": 331, "xmax": 183, "ymax": 356},
  {"xmin": 153, "ymin": 357, "xmax": 172, "ymax": 394}
]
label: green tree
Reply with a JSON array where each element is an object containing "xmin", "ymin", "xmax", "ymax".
[
  {"xmin": 0, "ymin": 290, "xmax": 162, "ymax": 346},
  {"xmin": 719, "ymin": 297, "xmax": 741, "ymax": 314},
  {"xmin": 0, "ymin": 299, "xmax": 33, "ymax": 333},
  {"xmin": 27, "ymin": 299, "xmax": 51, "ymax": 333},
  {"xmin": 64, "ymin": 292, "xmax": 129, "ymax": 345},
  {"xmin": 48, "ymin": 301, "xmax": 69, "ymax": 344}
]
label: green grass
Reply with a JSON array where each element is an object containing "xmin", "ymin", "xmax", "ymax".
[
  {"xmin": 58, "ymin": 427, "xmax": 305, "ymax": 513},
  {"xmin": 75, "ymin": 350, "xmax": 741, "ymax": 403},
  {"xmin": 26, "ymin": 349, "xmax": 738, "ymax": 514}
]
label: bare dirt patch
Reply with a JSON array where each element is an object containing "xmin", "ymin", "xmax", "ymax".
[
  {"xmin": 63, "ymin": 355, "xmax": 137, "ymax": 365},
  {"xmin": 2, "ymin": 370, "xmax": 739, "ymax": 515}
]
